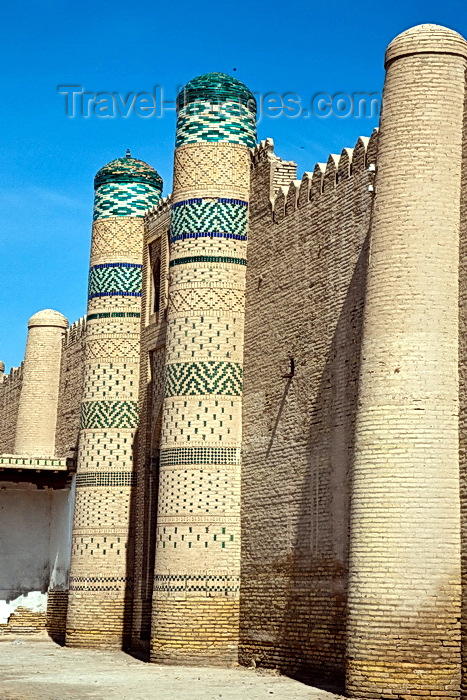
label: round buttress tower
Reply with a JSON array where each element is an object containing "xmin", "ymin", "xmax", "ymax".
[
  {"xmin": 150, "ymin": 73, "xmax": 256, "ymax": 663},
  {"xmin": 346, "ymin": 25, "xmax": 467, "ymax": 698},
  {"xmin": 14, "ymin": 309, "xmax": 68, "ymax": 456},
  {"xmin": 66, "ymin": 154, "xmax": 162, "ymax": 647}
]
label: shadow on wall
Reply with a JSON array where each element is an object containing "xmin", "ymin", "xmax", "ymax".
[
  {"xmin": 277, "ymin": 238, "xmax": 368, "ymax": 691},
  {"xmin": 123, "ymin": 426, "xmax": 139, "ymax": 654},
  {"xmin": 0, "ymin": 480, "xmax": 73, "ymax": 641},
  {"xmin": 123, "ymin": 414, "xmax": 161, "ymax": 659},
  {"xmin": 239, "ymin": 232, "xmax": 370, "ymax": 692}
]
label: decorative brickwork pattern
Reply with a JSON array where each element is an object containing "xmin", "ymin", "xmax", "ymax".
[
  {"xmin": 75, "ymin": 472, "xmax": 136, "ymax": 487},
  {"xmin": 165, "ymin": 361, "xmax": 242, "ymax": 396},
  {"xmin": 88, "ymin": 263, "xmax": 142, "ymax": 299},
  {"xmin": 80, "ymin": 401, "xmax": 139, "ymax": 429},
  {"xmin": 67, "ymin": 154, "xmax": 162, "ymax": 648},
  {"xmin": 93, "ymin": 182, "xmax": 161, "ymax": 220},
  {"xmin": 170, "ymin": 198, "xmax": 248, "ymax": 242},
  {"xmin": 91, "ymin": 218, "xmax": 149, "ymax": 262},
  {"xmin": 159, "ymin": 446, "xmax": 241, "ymax": 466},
  {"xmin": 151, "ymin": 73, "xmax": 255, "ymax": 665},
  {"xmin": 83, "ymin": 336, "xmax": 139, "ymax": 359},
  {"xmin": 154, "ymin": 573, "xmax": 240, "ymax": 594},
  {"xmin": 176, "ymin": 102, "xmax": 256, "ymax": 148},
  {"xmin": 169, "ymin": 256, "xmax": 246, "ymax": 268},
  {"xmin": 168, "ymin": 288, "xmax": 244, "ymax": 314},
  {"xmin": 172, "ymin": 143, "xmax": 250, "ymax": 202}
]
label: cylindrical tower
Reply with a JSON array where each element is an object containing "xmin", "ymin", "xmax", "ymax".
[
  {"xmin": 347, "ymin": 25, "xmax": 467, "ymax": 698},
  {"xmin": 66, "ymin": 153, "xmax": 162, "ymax": 647},
  {"xmin": 14, "ymin": 309, "xmax": 68, "ymax": 456},
  {"xmin": 151, "ymin": 73, "xmax": 256, "ymax": 664}
]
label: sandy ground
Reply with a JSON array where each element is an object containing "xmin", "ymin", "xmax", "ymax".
[{"xmin": 0, "ymin": 633, "xmax": 343, "ymax": 700}]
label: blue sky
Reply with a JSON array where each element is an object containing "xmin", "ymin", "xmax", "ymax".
[{"xmin": 1, "ymin": 0, "xmax": 465, "ymax": 371}]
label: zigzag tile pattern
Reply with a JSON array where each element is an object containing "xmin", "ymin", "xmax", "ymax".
[
  {"xmin": 88, "ymin": 263, "xmax": 142, "ymax": 299},
  {"xmin": 80, "ymin": 400, "xmax": 139, "ymax": 429},
  {"xmin": 165, "ymin": 361, "xmax": 243, "ymax": 397},
  {"xmin": 170, "ymin": 198, "xmax": 248, "ymax": 242},
  {"xmin": 93, "ymin": 182, "xmax": 161, "ymax": 220}
]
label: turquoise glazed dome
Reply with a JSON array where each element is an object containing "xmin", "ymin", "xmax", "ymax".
[
  {"xmin": 94, "ymin": 153, "xmax": 163, "ymax": 191},
  {"xmin": 177, "ymin": 72, "xmax": 256, "ymax": 114}
]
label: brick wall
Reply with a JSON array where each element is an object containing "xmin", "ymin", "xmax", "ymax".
[
  {"xmin": 0, "ymin": 366, "xmax": 23, "ymax": 454},
  {"xmin": 461, "ymin": 41, "xmax": 467, "ymax": 700},
  {"xmin": 55, "ymin": 318, "xmax": 86, "ymax": 459},
  {"xmin": 239, "ymin": 133, "xmax": 376, "ymax": 683},
  {"xmin": 130, "ymin": 202, "xmax": 169, "ymax": 656}
]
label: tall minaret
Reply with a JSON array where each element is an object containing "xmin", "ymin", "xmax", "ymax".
[
  {"xmin": 347, "ymin": 25, "xmax": 467, "ymax": 698},
  {"xmin": 66, "ymin": 153, "xmax": 162, "ymax": 647},
  {"xmin": 151, "ymin": 73, "xmax": 256, "ymax": 664}
]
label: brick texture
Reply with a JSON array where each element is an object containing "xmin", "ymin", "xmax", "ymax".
[
  {"xmin": 347, "ymin": 26, "xmax": 467, "ymax": 699},
  {"xmin": 239, "ymin": 134, "xmax": 375, "ymax": 684}
]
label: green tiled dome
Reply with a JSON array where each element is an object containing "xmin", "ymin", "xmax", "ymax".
[
  {"xmin": 94, "ymin": 153, "xmax": 163, "ymax": 190},
  {"xmin": 177, "ymin": 72, "xmax": 256, "ymax": 113}
]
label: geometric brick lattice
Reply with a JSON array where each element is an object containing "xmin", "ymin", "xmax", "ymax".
[
  {"xmin": 170, "ymin": 198, "xmax": 248, "ymax": 242},
  {"xmin": 91, "ymin": 218, "xmax": 145, "ymax": 260},
  {"xmin": 93, "ymin": 182, "xmax": 161, "ymax": 220},
  {"xmin": 88, "ymin": 263, "xmax": 142, "ymax": 299},
  {"xmin": 172, "ymin": 143, "xmax": 251, "ymax": 201},
  {"xmin": 168, "ymin": 288, "xmax": 245, "ymax": 314},
  {"xmin": 165, "ymin": 361, "xmax": 242, "ymax": 397},
  {"xmin": 86, "ymin": 312, "xmax": 141, "ymax": 321},
  {"xmin": 80, "ymin": 400, "xmax": 139, "ymax": 429},
  {"xmin": 85, "ymin": 337, "xmax": 139, "ymax": 359}
]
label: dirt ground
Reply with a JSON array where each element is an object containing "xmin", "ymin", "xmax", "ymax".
[{"xmin": 0, "ymin": 633, "xmax": 343, "ymax": 700}]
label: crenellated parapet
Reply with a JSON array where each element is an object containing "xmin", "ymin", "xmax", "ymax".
[
  {"xmin": 0, "ymin": 363, "xmax": 24, "ymax": 387},
  {"xmin": 0, "ymin": 363, "xmax": 24, "ymax": 455},
  {"xmin": 251, "ymin": 138, "xmax": 275, "ymax": 165},
  {"xmin": 270, "ymin": 130, "xmax": 378, "ymax": 222},
  {"xmin": 146, "ymin": 194, "xmax": 173, "ymax": 224},
  {"xmin": 63, "ymin": 316, "xmax": 87, "ymax": 347}
]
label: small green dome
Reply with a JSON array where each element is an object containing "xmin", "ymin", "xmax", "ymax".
[
  {"xmin": 94, "ymin": 153, "xmax": 163, "ymax": 190},
  {"xmin": 177, "ymin": 72, "xmax": 256, "ymax": 113}
]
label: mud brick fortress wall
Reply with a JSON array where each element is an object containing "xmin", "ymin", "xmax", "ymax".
[
  {"xmin": 239, "ymin": 133, "xmax": 376, "ymax": 682},
  {"xmin": 2, "ymin": 22, "xmax": 467, "ymax": 700}
]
